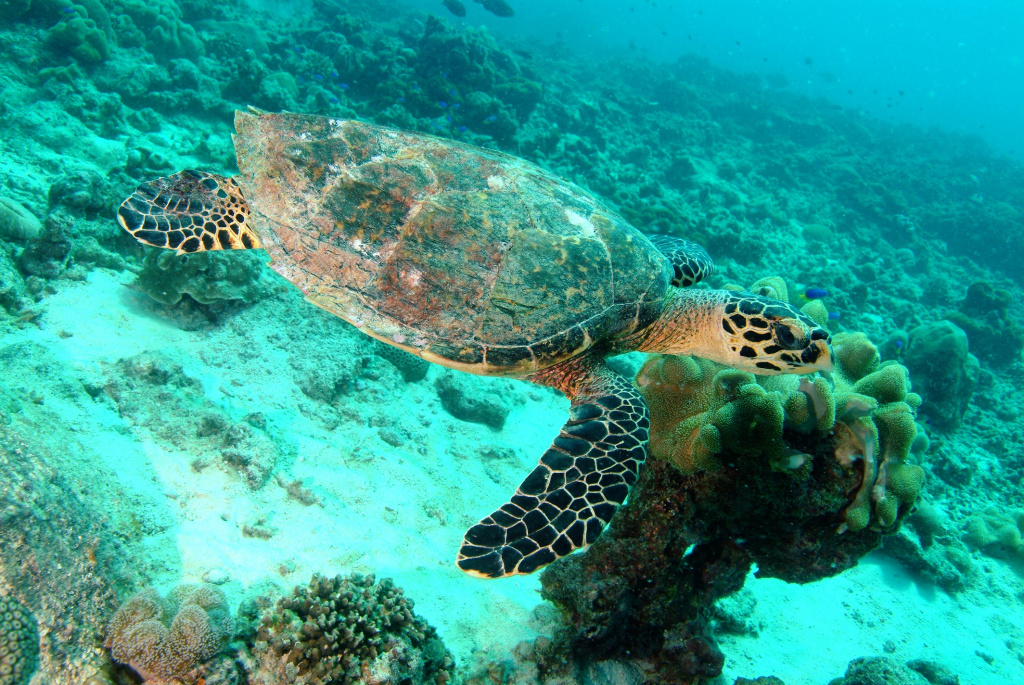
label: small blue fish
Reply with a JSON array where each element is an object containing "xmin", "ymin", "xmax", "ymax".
[
  {"xmin": 338, "ymin": 83, "xmax": 349, "ymax": 89},
  {"xmin": 441, "ymin": 71, "xmax": 448, "ymax": 79},
  {"xmin": 328, "ymin": 97, "xmax": 340, "ymax": 104},
  {"xmin": 446, "ymin": 115, "xmax": 453, "ymax": 122},
  {"xmin": 396, "ymin": 97, "xmax": 405, "ymax": 103},
  {"xmin": 62, "ymin": 6, "xmax": 76, "ymax": 13},
  {"xmin": 827, "ymin": 311, "xmax": 840, "ymax": 320},
  {"xmin": 485, "ymin": 114, "xmax": 497, "ymax": 122},
  {"xmin": 457, "ymin": 125, "xmax": 467, "ymax": 132},
  {"xmin": 438, "ymin": 101, "xmax": 448, "ymax": 108},
  {"xmin": 313, "ymin": 73, "xmax": 324, "ymax": 80},
  {"xmin": 411, "ymin": 84, "xmax": 421, "ymax": 91},
  {"xmin": 451, "ymin": 102, "xmax": 460, "ymax": 109},
  {"xmin": 894, "ymin": 340, "xmax": 904, "ymax": 349},
  {"xmin": 448, "ymin": 88, "xmax": 457, "ymax": 96},
  {"xmin": 330, "ymin": 70, "xmax": 339, "ymax": 78},
  {"xmin": 292, "ymin": 46, "xmax": 303, "ymax": 53},
  {"xmin": 297, "ymin": 75, "xmax": 305, "ymax": 83},
  {"xmin": 804, "ymin": 287, "xmax": 828, "ymax": 299}
]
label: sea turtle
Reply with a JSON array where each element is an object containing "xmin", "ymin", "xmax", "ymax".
[{"xmin": 117, "ymin": 109, "xmax": 833, "ymax": 578}]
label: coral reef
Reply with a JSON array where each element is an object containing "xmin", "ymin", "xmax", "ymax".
[
  {"xmin": 0, "ymin": 197, "xmax": 40, "ymax": 241},
  {"xmin": 0, "ymin": 596, "xmax": 38, "ymax": 685},
  {"xmin": 962, "ymin": 506, "xmax": 1024, "ymax": 564},
  {"xmin": 825, "ymin": 656, "xmax": 959, "ymax": 685},
  {"xmin": 251, "ymin": 572, "xmax": 453, "ymax": 685},
  {"xmin": 112, "ymin": 0, "xmax": 206, "ymax": 61},
  {"xmin": 878, "ymin": 503, "xmax": 974, "ymax": 593},
  {"xmin": 374, "ymin": 340, "xmax": 430, "ymax": 382},
  {"xmin": 0, "ymin": 0, "xmax": 1022, "ymax": 679},
  {"xmin": 902, "ymin": 321, "xmax": 979, "ymax": 431},
  {"xmin": 475, "ymin": 281, "xmax": 926, "ymax": 682},
  {"xmin": 0, "ymin": 246, "xmax": 27, "ymax": 315},
  {"xmin": 135, "ymin": 249, "xmax": 270, "ymax": 306},
  {"xmin": 639, "ymin": 280, "xmax": 924, "ymax": 533},
  {"xmin": 435, "ymin": 371, "xmax": 512, "ymax": 429},
  {"xmin": 945, "ymin": 280, "xmax": 1024, "ymax": 367},
  {"xmin": 105, "ymin": 584, "xmax": 233, "ymax": 684},
  {"xmin": 0, "ymin": 365, "xmax": 137, "ymax": 684},
  {"xmin": 46, "ymin": 2, "xmax": 111, "ymax": 63}
]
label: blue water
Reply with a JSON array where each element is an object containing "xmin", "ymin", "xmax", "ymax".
[
  {"xmin": 419, "ymin": 0, "xmax": 1024, "ymax": 160},
  {"xmin": 1, "ymin": 1, "xmax": 1023, "ymax": 684}
]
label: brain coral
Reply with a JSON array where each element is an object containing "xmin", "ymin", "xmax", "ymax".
[
  {"xmin": 0, "ymin": 596, "xmax": 38, "ymax": 685},
  {"xmin": 637, "ymin": 278, "xmax": 925, "ymax": 533},
  {"xmin": 252, "ymin": 572, "xmax": 453, "ymax": 685},
  {"xmin": 105, "ymin": 584, "xmax": 233, "ymax": 684}
]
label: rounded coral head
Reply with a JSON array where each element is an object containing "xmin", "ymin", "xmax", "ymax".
[{"xmin": 713, "ymin": 291, "xmax": 833, "ymax": 375}]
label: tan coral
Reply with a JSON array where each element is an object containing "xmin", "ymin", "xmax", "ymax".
[{"xmin": 105, "ymin": 585, "xmax": 232, "ymax": 685}]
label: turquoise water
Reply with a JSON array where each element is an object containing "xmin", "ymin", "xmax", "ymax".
[{"xmin": 0, "ymin": 1, "xmax": 1022, "ymax": 684}]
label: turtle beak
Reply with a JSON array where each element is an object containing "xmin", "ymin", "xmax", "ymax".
[{"xmin": 801, "ymin": 336, "xmax": 834, "ymax": 374}]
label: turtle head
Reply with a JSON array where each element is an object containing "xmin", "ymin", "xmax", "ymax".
[{"xmin": 710, "ymin": 291, "xmax": 833, "ymax": 375}]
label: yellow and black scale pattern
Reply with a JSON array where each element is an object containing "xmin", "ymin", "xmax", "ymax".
[{"xmin": 117, "ymin": 170, "xmax": 261, "ymax": 254}]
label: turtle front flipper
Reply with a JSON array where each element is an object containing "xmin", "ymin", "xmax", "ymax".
[
  {"xmin": 647, "ymin": 234, "xmax": 716, "ymax": 287},
  {"xmin": 457, "ymin": 358, "xmax": 649, "ymax": 578},
  {"xmin": 117, "ymin": 170, "xmax": 261, "ymax": 255}
]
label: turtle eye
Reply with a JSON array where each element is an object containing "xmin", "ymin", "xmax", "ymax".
[{"xmin": 774, "ymin": 323, "xmax": 798, "ymax": 349}]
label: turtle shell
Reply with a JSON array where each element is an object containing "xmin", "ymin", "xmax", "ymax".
[{"xmin": 234, "ymin": 110, "xmax": 673, "ymax": 376}]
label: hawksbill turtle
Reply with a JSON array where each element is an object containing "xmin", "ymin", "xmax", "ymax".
[{"xmin": 117, "ymin": 109, "xmax": 833, "ymax": 578}]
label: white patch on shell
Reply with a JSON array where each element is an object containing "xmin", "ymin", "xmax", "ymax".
[
  {"xmin": 392, "ymin": 333, "xmax": 406, "ymax": 344},
  {"xmin": 486, "ymin": 175, "xmax": 506, "ymax": 190},
  {"xmin": 402, "ymin": 268, "xmax": 423, "ymax": 289},
  {"xmin": 565, "ymin": 209, "xmax": 596, "ymax": 237}
]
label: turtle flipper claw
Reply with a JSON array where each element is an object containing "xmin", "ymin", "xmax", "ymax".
[
  {"xmin": 118, "ymin": 170, "xmax": 261, "ymax": 254},
  {"xmin": 457, "ymin": 362, "xmax": 649, "ymax": 578}
]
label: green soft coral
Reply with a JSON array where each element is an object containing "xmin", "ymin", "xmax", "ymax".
[
  {"xmin": 637, "ymin": 277, "xmax": 925, "ymax": 534},
  {"xmin": 113, "ymin": 0, "xmax": 205, "ymax": 59},
  {"xmin": 46, "ymin": 3, "xmax": 111, "ymax": 63}
]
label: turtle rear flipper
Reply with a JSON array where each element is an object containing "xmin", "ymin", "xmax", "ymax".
[
  {"xmin": 118, "ymin": 170, "xmax": 261, "ymax": 255},
  {"xmin": 457, "ymin": 359, "xmax": 649, "ymax": 578}
]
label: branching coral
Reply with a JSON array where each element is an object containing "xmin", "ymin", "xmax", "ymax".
[
  {"xmin": 252, "ymin": 572, "xmax": 453, "ymax": 685},
  {"xmin": 105, "ymin": 585, "xmax": 232, "ymax": 685}
]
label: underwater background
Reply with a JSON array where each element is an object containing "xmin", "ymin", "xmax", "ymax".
[{"xmin": 0, "ymin": 0, "xmax": 1023, "ymax": 684}]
